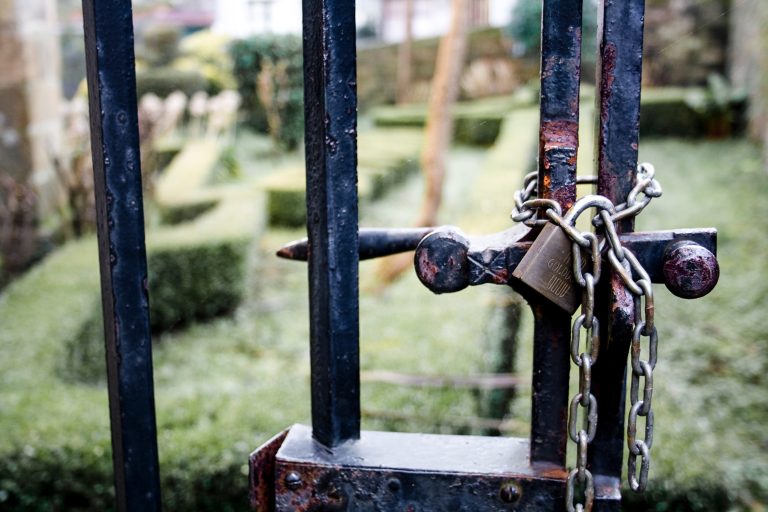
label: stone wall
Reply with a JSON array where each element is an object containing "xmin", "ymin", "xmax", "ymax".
[
  {"xmin": 643, "ymin": 0, "xmax": 729, "ymax": 86},
  {"xmin": 0, "ymin": 0, "xmax": 62, "ymax": 201}
]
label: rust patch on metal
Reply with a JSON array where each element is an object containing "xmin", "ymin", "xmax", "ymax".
[
  {"xmin": 662, "ymin": 241, "xmax": 720, "ymax": 298},
  {"xmin": 599, "ymin": 43, "xmax": 617, "ymax": 121},
  {"xmin": 532, "ymin": 462, "xmax": 570, "ymax": 480},
  {"xmin": 249, "ymin": 428, "xmax": 289, "ymax": 511},
  {"xmin": 541, "ymin": 120, "xmax": 579, "ymax": 150},
  {"xmin": 416, "ymin": 247, "xmax": 440, "ymax": 280}
]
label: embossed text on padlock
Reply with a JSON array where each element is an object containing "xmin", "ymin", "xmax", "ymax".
[{"xmin": 512, "ymin": 222, "xmax": 583, "ymax": 313}]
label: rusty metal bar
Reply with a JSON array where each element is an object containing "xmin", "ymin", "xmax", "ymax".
[
  {"xmin": 590, "ymin": 0, "xmax": 647, "ymax": 509},
  {"xmin": 277, "ymin": 227, "xmax": 434, "ymax": 262},
  {"xmin": 81, "ymin": 0, "xmax": 161, "ymax": 510},
  {"xmin": 595, "ymin": 0, "xmax": 646, "ymax": 230},
  {"xmin": 302, "ymin": 0, "xmax": 361, "ymax": 448},
  {"xmin": 530, "ymin": 0, "xmax": 583, "ymax": 468}
]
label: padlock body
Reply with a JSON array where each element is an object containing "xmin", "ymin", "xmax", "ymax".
[{"xmin": 513, "ymin": 222, "xmax": 582, "ymax": 313}]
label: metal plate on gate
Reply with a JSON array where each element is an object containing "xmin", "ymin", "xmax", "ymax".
[{"xmin": 257, "ymin": 424, "xmax": 567, "ymax": 511}]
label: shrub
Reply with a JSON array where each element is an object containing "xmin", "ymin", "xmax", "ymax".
[
  {"xmin": 229, "ymin": 35, "xmax": 304, "ymax": 149},
  {"xmin": 454, "ymin": 114, "xmax": 505, "ymax": 146},
  {"xmin": 262, "ymin": 167, "xmax": 307, "ymax": 228},
  {"xmin": 142, "ymin": 25, "xmax": 182, "ymax": 67},
  {"xmin": 369, "ymin": 96, "xmax": 523, "ymax": 146},
  {"xmin": 154, "ymin": 138, "xmax": 224, "ymax": 223},
  {"xmin": 262, "ymin": 129, "xmax": 422, "ymax": 227},
  {"xmin": 57, "ymin": 301, "xmax": 105, "ymax": 384},
  {"xmin": 146, "ymin": 233, "xmax": 251, "ymax": 331},
  {"xmin": 0, "ymin": 176, "xmax": 42, "ymax": 285},
  {"xmin": 136, "ymin": 68, "xmax": 208, "ymax": 99},
  {"xmin": 176, "ymin": 30, "xmax": 236, "ymax": 94},
  {"xmin": 640, "ymin": 87, "xmax": 746, "ymax": 138}
]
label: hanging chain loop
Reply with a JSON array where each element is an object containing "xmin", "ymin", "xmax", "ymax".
[{"xmin": 511, "ymin": 164, "xmax": 663, "ymax": 509}]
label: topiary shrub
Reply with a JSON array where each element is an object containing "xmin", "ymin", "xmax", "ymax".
[
  {"xmin": 229, "ymin": 35, "xmax": 304, "ymax": 150},
  {"xmin": 262, "ymin": 128, "xmax": 423, "ymax": 227},
  {"xmin": 141, "ymin": 25, "xmax": 182, "ymax": 67},
  {"xmin": 640, "ymin": 87, "xmax": 746, "ymax": 138},
  {"xmin": 57, "ymin": 301, "xmax": 105, "ymax": 384},
  {"xmin": 454, "ymin": 114, "xmax": 505, "ymax": 146},
  {"xmin": 370, "ymin": 101, "xmax": 509, "ymax": 146},
  {"xmin": 136, "ymin": 67, "xmax": 208, "ymax": 99},
  {"xmin": 176, "ymin": 30, "xmax": 236, "ymax": 94},
  {"xmin": 262, "ymin": 167, "xmax": 307, "ymax": 228},
  {"xmin": 147, "ymin": 235, "xmax": 251, "ymax": 332}
]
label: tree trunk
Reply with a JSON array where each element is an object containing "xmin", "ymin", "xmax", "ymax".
[
  {"xmin": 415, "ymin": 0, "xmax": 469, "ymax": 228},
  {"xmin": 396, "ymin": 0, "xmax": 415, "ymax": 105},
  {"xmin": 377, "ymin": 0, "xmax": 469, "ymax": 283}
]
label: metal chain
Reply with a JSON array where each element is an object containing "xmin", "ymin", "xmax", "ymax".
[{"xmin": 511, "ymin": 164, "xmax": 662, "ymax": 507}]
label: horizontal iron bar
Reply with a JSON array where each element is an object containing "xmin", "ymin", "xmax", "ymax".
[
  {"xmin": 277, "ymin": 227, "xmax": 434, "ymax": 261},
  {"xmin": 413, "ymin": 226, "xmax": 717, "ymax": 294}
]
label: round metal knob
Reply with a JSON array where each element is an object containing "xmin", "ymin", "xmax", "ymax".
[
  {"xmin": 662, "ymin": 241, "xmax": 719, "ymax": 299},
  {"xmin": 414, "ymin": 228, "xmax": 470, "ymax": 294}
]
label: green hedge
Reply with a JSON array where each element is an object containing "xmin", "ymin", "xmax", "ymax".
[
  {"xmin": 155, "ymin": 138, "xmax": 225, "ymax": 224},
  {"xmin": 372, "ymin": 88, "xmax": 746, "ymax": 141},
  {"xmin": 262, "ymin": 128, "xmax": 422, "ymax": 227},
  {"xmin": 640, "ymin": 88, "xmax": 705, "ymax": 137},
  {"xmin": 370, "ymin": 94, "xmax": 532, "ymax": 146},
  {"xmin": 136, "ymin": 67, "xmax": 208, "ymax": 99},
  {"xmin": 262, "ymin": 168, "xmax": 307, "ymax": 228},
  {"xmin": 640, "ymin": 87, "xmax": 746, "ymax": 138},
  {"xmin": 147, "ymin": 235, "xmax": 251, "ymax": 332},
  {"xmin": 56, "ymin": 195, "xmax": 260, "ymax": 381}
]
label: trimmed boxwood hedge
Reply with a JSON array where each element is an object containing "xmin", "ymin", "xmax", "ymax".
[
  {"xmin": 56, "ymin": 195, "xmax": 261, "ymax": 382},
  {"xmin": 372, "ymin": 87, "xmax": 747, "ymax": 141},
  {"xmin": 639, "ymin": 87, "xmax": 746, "ymax": 138},
  {"xmin": 370, "ymin": 94, "xmax": 530, "ymax": 146},
  {"xmin": 262, "ymin": 128, "xmax": 422, "ymax": 227},
  {"xmin": 155, "ymin": 137, "xmax": 225, "ymax": 224},
  {"xmin": 136, "ymin": 67, "xmax": 208, "ymax": 99}
]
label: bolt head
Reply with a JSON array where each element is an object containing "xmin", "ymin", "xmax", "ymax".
[
  {"xmin": 284, "ymin": 471, "xmax": 302, "ymax": 490},
  {"xmin": 387, "ymin": 478, "xmax": 401, "ymax": 492},
  {"xmin": 499, "ymin": 482, "xmax": 521, "ymax": 503},
  {"xmin": 662, "ymin": 241, "xmax": 719, "ymax": 299}
]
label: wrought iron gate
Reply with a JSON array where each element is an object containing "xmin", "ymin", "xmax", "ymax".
[{"xmin": 80, "ymin": 0, "xmax": 719, "ymax": 511}]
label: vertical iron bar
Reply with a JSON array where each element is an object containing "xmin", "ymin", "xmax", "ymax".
[
  {"xmin": 591, "ymin": 0, "xmax": 646, "ymax": 509},
  {"xmin": 594, "ymin": 0, "xmax": 645, "ymax": 226},
  {"xmin": 82, "ymin": 0, "xmax": 161, "ymax": 510},
  {"xmin": 302, "ymin": 0, "xmax": 361, "ymax": 448},
  {"xmin": 530, "ymin": 0, "xmax": 583, "ymax": 468}
]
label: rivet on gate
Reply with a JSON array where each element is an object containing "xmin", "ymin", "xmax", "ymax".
[
  {"xmin": 284, "ymin": 471, "xmax": 302, "ymax": 490},
  {"xmin": 387, "ymin": 478, "xmax": 402, "ymax": 492},
  {"xmin": 499, "ymin": 481, "xmax": 522, "ymax": 503}
]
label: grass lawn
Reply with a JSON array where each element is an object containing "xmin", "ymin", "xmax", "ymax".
[{"xmin": 0, "ymin": 106, "xmax": 766, "ymax": 510}]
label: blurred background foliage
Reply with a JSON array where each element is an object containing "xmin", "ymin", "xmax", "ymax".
[{"xmin": 0, "ymin": 0, "xmax": 766, "ymax": 510}]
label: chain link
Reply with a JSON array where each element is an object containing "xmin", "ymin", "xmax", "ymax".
[{"xmin": 511, "ymin": 164, "xmax": 663, "ymax": 507}]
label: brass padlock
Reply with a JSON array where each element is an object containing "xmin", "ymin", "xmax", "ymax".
[{"xmin": 513, "ymin": 222, "xmax": 584, "ymax": 313}]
